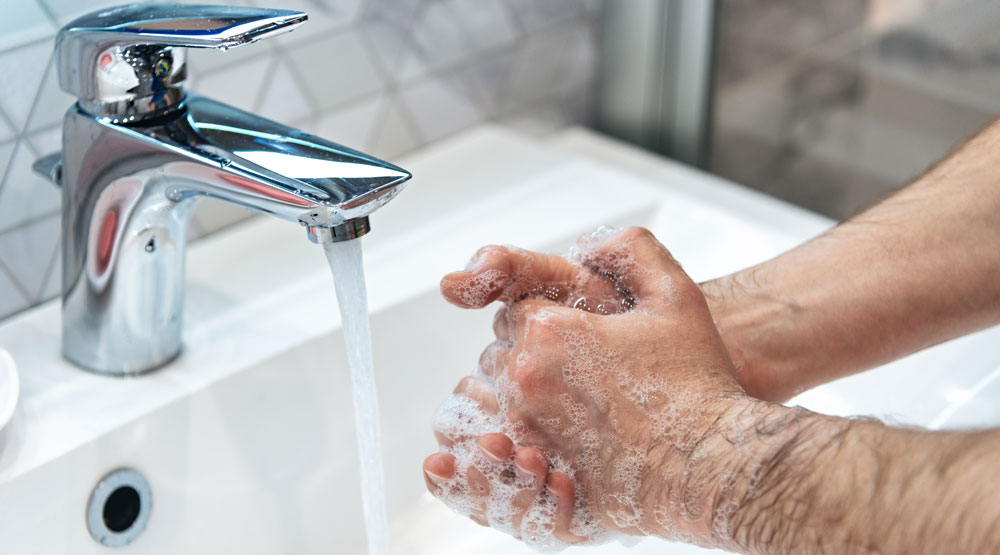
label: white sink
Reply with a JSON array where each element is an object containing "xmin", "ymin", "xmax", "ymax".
[{"xmin": 0, "ymin": 126, "xmax": 997, "ymax": 554}]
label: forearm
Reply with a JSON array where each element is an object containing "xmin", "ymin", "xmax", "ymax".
[
  {"xmin": 720, "ymin": 403, "xmax": 1000, "ymax": 554},
  {"xmin": 703, "ymin": 119, "xmax": 1000, "ymax": 401}
]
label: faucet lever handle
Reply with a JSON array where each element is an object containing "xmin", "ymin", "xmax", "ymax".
[{"xmin": 56, "ymin": 3, "xmax": 307, "ymax": 120}]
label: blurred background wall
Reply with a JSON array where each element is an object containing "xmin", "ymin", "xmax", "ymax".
[
  {"xmin": 709, "ymin": 0, "xmax": 1000, "ymax": 219},
  {"xmin": 0, "ymin": 0, "xmax": 602, "ymax": 318}
]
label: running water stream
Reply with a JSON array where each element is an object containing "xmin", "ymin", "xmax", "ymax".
[{"xmin": 324, "ymin": 239, "xmax": 389, "ymax": 555}]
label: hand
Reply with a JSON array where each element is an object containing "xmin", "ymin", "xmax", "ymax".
[{"xmin": 422, "ymin": 228, "xmax": 769, "ymax": 550}]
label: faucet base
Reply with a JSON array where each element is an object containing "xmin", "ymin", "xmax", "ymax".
[{"xmin": 65, "ymin": 348, "xmax": 181, "ymax": 378}]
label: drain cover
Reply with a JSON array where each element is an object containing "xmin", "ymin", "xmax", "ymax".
[{"xmin": 86, "ymin": 468, "xmax": 152, "ymax": 547}]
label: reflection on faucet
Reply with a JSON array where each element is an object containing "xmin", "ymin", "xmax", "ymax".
[{"xmin": 33, "ymin": 4, "xmax": 412, "ymax": 375}]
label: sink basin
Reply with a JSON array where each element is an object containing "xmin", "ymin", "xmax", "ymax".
[{"xmin": 0, "ymin": 126, "xmax": 997, "ymax": 553}]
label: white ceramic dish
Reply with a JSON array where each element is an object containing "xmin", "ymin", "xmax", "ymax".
[{"xmin": 0, "ymin": 348, "xmax": 17, "ymax": 433}]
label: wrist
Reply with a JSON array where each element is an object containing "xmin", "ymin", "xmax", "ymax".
[
  {"xmin": 700, "ymin": 273, "xmax": 807, "ymax": 402},
  {"xmin": 721, "ymin": 402, "xmax": 854, "ymax": 554},
  {"xmin": 636, "ymin": 396, "xmax": 820, "ymax": 549}
]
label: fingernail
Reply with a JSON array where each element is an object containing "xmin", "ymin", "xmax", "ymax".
[
  {"xmin": 514, "ymin": 461, "xmax": 532, "ymax": 475},
  {"xmin": 424, "ymin": 469, "xmax": 448, "ymax": 483},
  {"xmin": 477, "ymin": 438, "xmax": 506, "ymax": 463}
]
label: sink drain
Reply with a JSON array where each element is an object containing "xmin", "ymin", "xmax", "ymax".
[{"xmin": 86, "ymin": 468, "xmax": 152, "ymax": 547}]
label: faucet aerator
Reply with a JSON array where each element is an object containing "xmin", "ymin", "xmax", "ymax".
[{"xmin": 305, "ymin": 217, "xmax": 372, "ymax": 244}]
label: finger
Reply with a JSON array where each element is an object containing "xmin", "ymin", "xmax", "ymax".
[
  {"xmin": 436, "ymin": 376, "xmax": 500, "ymax": 447},
  {"xmin": 453, "ymin": 375, "xmax": 499, "ymax": 415},
  {"xmin": 547, "ymin": 471, "xmax": 588, "ymax": 544},
  {"xmin": 441, "ymin": 246, "xmax": 579, "ymax": 308},
  {"xmin": 504, "ymin": 303, "xmax": 576, "ymax": 397},
  {"xmin": 433, "ymin": 430, "xmax": 453, "ymax": 448},
  {"xmin": 423, "ymin": 452, "xmax": 456, "ymax": 496},
  {"xmin": 478, "ymin": 339, "xmax": 511, "ymax": 379},
  {"xmin": 576, "ymin": 227, "xmax": 700, "ymax": 311},
  {"xmin": 507, "ymin": 299, "xmax": 576, "ymax": 342},
  {"xmin": 466, "ymin": 464, "xmax": 491, "ymax": 524},
  {"xmin": 477, "ymin": 433, "xmax": 514, "ymax": 463},
  {"xmin": 493, "ymin": 306, "xmax": 511, "ymax": 340},
  {"xmin": 511, "ymin": 446, "xmax": 548, "ymax": 531}
]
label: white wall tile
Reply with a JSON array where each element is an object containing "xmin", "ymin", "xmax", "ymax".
[
  {"xmin": 398, "ymin": 77, "xmax": 482, "ymax": 142},
  {"xmin": 26, "ymin": 127, "xmax": 62, "ymax": 157},
  {"xmin": 287, "ymin": 30, "xmax": 385, "ymax": 111},
  {"xmin": 254, "ymin": 59, "xmax": 316, "ymax": 124},
  {"xmin": 0, "ymin": 214, "xmax": 60, "ymax": 297},
  {"xmin": 0, "ymin": 2, "xmax": 56, "ymax": 52},
  {"xmin": 314, "ymin": 96, "xmax": 386, "ymax": 151},
  {"xmin": 369, "ymin": 97, "xmax": 422, "ymax": 159},
  {"xmin": 195, "ymin": 56, "xmax": 275, "ymax": 114},
  {"xmin": 0, "ymin": 266, "xmax": 30, "ymax": 319},
  {"xmin": 365, "ymin": 0, "xmax": 423, "ymax": 28},
  {"xmin": 407, "ymin": 2, "xmax": 468, "ymax": 71},
  {"xmin": 0, "ymin": 116, "xmax": 15, "ymax": 144},
  {"xmin": 36, "ymin": 241, "xmax": 61, "ymax": 303},
  {"xmin": 504, "ymin": 0, "xmax": 582, "ymax": 34},
  {"xmin": 360, "ymin": 19, "xmax": 410, "ymax": 76},
  {"xmin": 25, "ymin": 58, "xmax": 76, "ymax": 134},
  {"xmin": 448, "ymin": 0, "xmax": 518, "ymax": 54},
  {"xmin": 40, "ymin": 0, "xmax": 132, "ymax": 26},
  {"xmin": 273, "ymin": 0, "xmax": 365, "ymax": 47},
  {"xmin": 0, "ymin": 142, "xmax": 16, "ymax": 190},
  {"xmin": 0, "ymin": 141, "xmax": 60, "ymax": 232},
  {"xmin": 445, "ymin": 51, "xmax": 516, "ymax": 116},
  {"xmin": 0, "ymin": 41, "xmax": 52, "ymax": 131}
]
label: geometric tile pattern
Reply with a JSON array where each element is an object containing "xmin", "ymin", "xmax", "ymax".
[
  {"xmin": 710, "ymin": 0, "xmax": 1000, "ymax": 221},
  {"xmin": 0, "ymin": 0, "xmax": 604, "ymax": 319}
]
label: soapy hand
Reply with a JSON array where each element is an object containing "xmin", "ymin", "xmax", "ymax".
[{"xmin": 423, "ymin": 227, "xmax": 762, "ymax": 551}]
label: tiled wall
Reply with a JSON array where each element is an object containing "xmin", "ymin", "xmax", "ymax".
[
  {"xmin": 710, "ymin": 0, "xmax": 1000, "ymax": 220},
  {"xmin": 0, "ymin": 0, "xmax": 603, "ymax": 319}
]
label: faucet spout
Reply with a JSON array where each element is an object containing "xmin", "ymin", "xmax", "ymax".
[{"xmin": 152, "ymin": 94, "xmax": 410, "ymax": 241}]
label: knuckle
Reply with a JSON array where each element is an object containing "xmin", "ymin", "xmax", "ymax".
[
  {"xmin": 453, "ymin": 375, "xmax": 477, "ymax": 395},
  {"xmin": 478, "ymin": 340, "xmax": 506, "ymax": 368},
  {"xmin": 510, "ymin": 357, "xmax": 543, "ymax": 390},
  {"xmin": 492, "ymin": 306, "xmax": 510, "ymax": 336},
  {"xmin": 621, "ymin": 226, "xmax": 655, "ymax": 243},
  {"xmin": 674, "ymin": 275, "xmax": 705, "ymax": 301},
  {"xmin": 520, "ymin": 308, "xmax": 563, "ymax": 344}
]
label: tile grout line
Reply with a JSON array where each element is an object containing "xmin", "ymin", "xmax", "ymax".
[
  {"xmin": 250, "ymin": 54, "xmax": 283, "ymax": 115},
  {"xmin": 354, "ymin": 5, "xmax": 428, "ymax": 148},
  {"xmin": 0, "ymin": 212, "xmax": 61, "ymax": 296},
  {"xmin": 0, "ymin": 35, "xmax": 54, "ymax": 59},
  {"xmin": 33, "ymin": 228, "xmax": 62, "ymax": 302},
  {"xmin": 272, "ymin": 44, "xmax": 326, "ymax": 119},
  {"xmin": 353, "ymin": 14, "xmax": 410, "ymax": 147},
  {"xmin": 0, "ymin": 255, "xmax": 33, "ymax": 306},
  {"xmin": 35, "ymin": 0, "xmax": 61, "ymax": 29},
  {"xmin": 0, "ymin": 139, "xmax": 25, "ymax": 205},
  {"xmin": 0, "ymin": 208, "xmax": 60, "ymax": 237},
  {"xmin": 0, "ymin": 107, "xmax": 19, "ymax": 143}
]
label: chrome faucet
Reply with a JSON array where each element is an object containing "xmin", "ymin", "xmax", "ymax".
[{"xmin": 33, "ymin": 4, "xmax": 412, "ymax": 376}]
